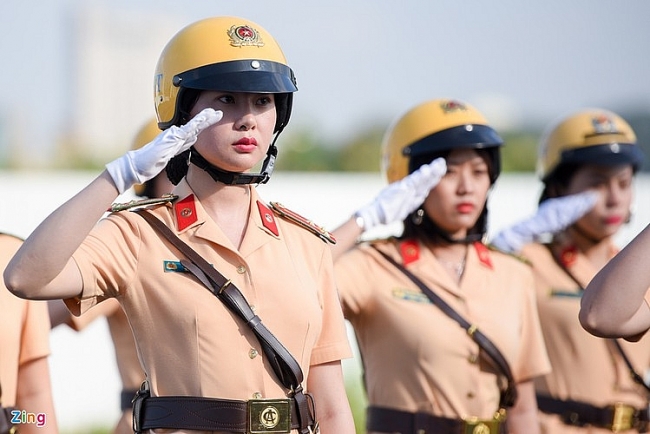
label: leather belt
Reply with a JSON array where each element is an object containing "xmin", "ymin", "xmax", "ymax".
[
  {"xmin": 133, "ymin": 394, "xmax": 311, "ymax": 433},
  {"xmin": 537, "ymin": 394, "xmax": 650, "ymax": 432},
  {"xmin": 366, "ymin": 406, "xmax": 506, "ymax": 434},
  {"xmin": 120, "ymin": 389, "xmax": 138, "ymax": 411}
]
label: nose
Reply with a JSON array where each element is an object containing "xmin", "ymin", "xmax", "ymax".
[
  {"xmin": 456, "ymin": 168, "xmax": 475, "ymax": 194},
  {"xmin": 604, "ymin": 181, "xmax": 625, "ymax": 207},
  {"xmin": 234, "ymin": 106, "xmax": 256, "ymax": 132}
]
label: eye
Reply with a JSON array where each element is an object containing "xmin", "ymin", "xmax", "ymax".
[
  {"xmin": 256, "ymin": 95, "xmax": 273, "ymax": 106},
  {"xmin": 618, "ymin": 177, "xmax": 632, "ymax": 190},
  {"xmin": 218, "ymin": 94, "xmax": 235, "ymax": 104},
  {"xmin": 472, "ymin": 162, "xmax": 489, "ymax": 176}
]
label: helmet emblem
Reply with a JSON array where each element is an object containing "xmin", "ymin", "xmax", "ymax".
[
  {"xmin": 591, "ymin": 114, "xmax": 618, "ymax": 134},
  {"xmin": 440, "ymin": 100, "xmax": 468, "ymax": 113},
  {"xmin": 228, "ymin": 25, "xmax": 265, "ymax": 47}
]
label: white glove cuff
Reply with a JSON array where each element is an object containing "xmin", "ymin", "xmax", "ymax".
[{"xmin": 106, "ymin": 154, "xmax": 138, "ymax": 194}]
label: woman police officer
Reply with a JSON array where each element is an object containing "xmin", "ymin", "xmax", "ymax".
[
  {"xmin": 331, "ymin": 98, "xmax": 551, "ymax": 434},
  {"xmin": 493, "ymin": 108, "xmax": 650, "ymax": 433},
  {"xmin": 4, "ymin": 16, "xmax": 354, "ymax": 434}
]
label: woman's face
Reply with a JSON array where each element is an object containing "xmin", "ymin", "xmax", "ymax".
[
  {"xmin": 564, "ymin": 164, "xmax": 634, "ymax": 240},
  {"xmin": 422, "ymin": 148, "xmax": 492, "ymax": 239},
  {"xmin": 189, "ymin": 91, "xmax": 277, "ymax": 172}
]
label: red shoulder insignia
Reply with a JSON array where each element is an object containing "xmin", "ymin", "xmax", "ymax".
[
  {"xmin": 175, "ymin": 195, "xmax": 198, "ymax": 231},
  {"xmin": 559, "ymin": 245, "xmax": 577, "ymax": 267},
  {"xmin": 257, "ymin": 201, "xmax": 280, "ymax": 237},
  {"xmin": 473, "ymin": 242, "xmax": 493, "ymax": 269},
  {"xmin": 400, "ymin": 239, "xmax": 420, "ymax": 266},
  {"xmin": 269, "ymin": 202, "xmax": 335, "ymax": 244}
]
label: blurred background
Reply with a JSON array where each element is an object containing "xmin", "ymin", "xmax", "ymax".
[
  {"xmin": 1, "ymin": 0, "xmax": 650, "ymax": 172},
  {"xmin": 2, "ymin": 0, "xmax": 650, "ymax": 432}
]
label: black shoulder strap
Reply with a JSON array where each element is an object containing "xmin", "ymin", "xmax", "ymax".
[
  {"xmin": 136, "ymin": 210, "xmax": 315, "ymax": 433},
  {"xmin": 372, "ymin": 246, "xmax": 518, "ymax": 409}
]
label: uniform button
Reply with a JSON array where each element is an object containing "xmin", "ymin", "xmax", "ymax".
[
  {"xmin": 468, "ymin": 353, "xmax": 478, "ymax": 364},
  {"xmin": 249, "ymin": 348, "xmax": 259, "ymax": 359},
  {"xmin": 250, "ymin": 305, "xmax": 256, "ymax": 313},
  {"xmin": 237, "ymin": 265, "xmax": 247, "ymax": 274},
  {"xmin": 252, "ymin": 392, "xmax": 262, "ymax": 399},
  {"xmin": 467, "ymin": 391, "xmax": 475, "ymax": 399}
]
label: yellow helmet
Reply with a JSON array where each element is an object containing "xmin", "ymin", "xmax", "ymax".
[
  {"xmin": 131, "ymin": 118, "xmax": 161, "ymax": 196},
  {"xmin": 382, "ymin": 98, "xmax": 503, "ymax": 184},
  {"xmin": 538, "ymin": 108, "xmax": 644, "ymax": 182},
  {"xmin": 154, "ymin": 16, "xmax": 297, "ymax": 131}
]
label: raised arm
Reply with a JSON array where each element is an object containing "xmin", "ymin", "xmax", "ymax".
[
  {"xmin": 580, "ymin": 223, "xmax": 650, "ymax": 339},
  {"xmin": 330, "ymin": 158, "xmax": 446, "ymax": 260},
  {"xmin": 489, "ymin": 191, "xmax": 598, "ymax": 254},
  {"xmin": 4, "ymin": 109, "xmax": 221, "ymax": 301}
]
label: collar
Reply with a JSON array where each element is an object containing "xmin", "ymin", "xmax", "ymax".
[
  {"xmin": 171, "ymin": 180, "xmax": 282, "ymax": 242},
  {"xmin": 398, "ymin": 239, "xmax": 493, "ymax": 269}
]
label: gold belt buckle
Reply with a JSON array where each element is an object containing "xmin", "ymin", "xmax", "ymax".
[
  {"xmin": 248, "ymin": 398, "xmax": 291, "ymax": 434},
  {"xmin": 462, "ymin": 417, "xmax": 501, "ymax": 434},
  {"xmin": 609, "ymin": 402, "xmax": 636, "ymax": 432},
  {"xmin": 463, "ymin": 409, "xmax": 506, "ymax": 434}
]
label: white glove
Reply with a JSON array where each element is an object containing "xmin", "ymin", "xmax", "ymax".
[
  {"xmin": 354, "ymin": 158, "xmax": 447, "ymax": 231},
  {"xmin": 106, "ymin": 108, "xmax": 223, "ymax": 193},
  {"xmin": 490, "ymin": 190, "xmax": 599, "ymax": 253}
]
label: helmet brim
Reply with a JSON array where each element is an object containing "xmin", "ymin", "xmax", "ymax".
[
  {"xmin": 175, "ymin": 59, "xmax": 297, "ymax": 93},
  {"xmin": 404, "ymin": 124, "xmax": 503, "ymax": 158},
  {"xmin": 557, "ymin": 143, "xmax": 644, "ymax": 171}
]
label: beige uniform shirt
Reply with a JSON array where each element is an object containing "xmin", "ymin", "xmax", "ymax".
[
  {"xmin": 521, "ymin": 242, "xmax": 650, "ymax": 434},
  {"xmin": 336, "ymin": 238, "xmax": 550, "ymax": 420},
  {"xmin": 0, "ymin": 233, "xmax": 51, "ymax": 407},
  {"xmin": 65, "ymin": 181, "xmax": 351, "ymax": 432},
  {"xmin": 66, "ymin": 299, "xmax": 141, "ymax": 434}
]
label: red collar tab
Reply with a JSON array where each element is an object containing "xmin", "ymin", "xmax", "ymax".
[
  {"xmin": 473, "ymin": 242, "xmax": 493, "ymax": 269},
  {"xmin": 257, "ymin": 201, "xmax": 279, "ymax": 236},
  {"xmin": 400, "ymin": 240, "xmax": 420, "ymax": 266},
  {"xmin": 559, "ymin": 245, "xmax": 578, "ymax": 267},
  {"xmin": 174, "ymin": 195, "xmax": 198, "ymax": 231}
]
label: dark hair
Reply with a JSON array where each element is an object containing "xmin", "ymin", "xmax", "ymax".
[{"xmin": 538, "ymin": 163, "xmax": 579, "ymax": 204}]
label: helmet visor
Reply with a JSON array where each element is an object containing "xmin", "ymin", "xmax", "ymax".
[
  {"xmin": 559, "ymin": 143, "xmax": 644, "ymax": 171},
  {"xmin": 175, "ymin": 59, "xmax": 297, "ymax": 93},
  {"xmin": 404, "ymin": 124, "xmax": 503, "ymax": 158}
]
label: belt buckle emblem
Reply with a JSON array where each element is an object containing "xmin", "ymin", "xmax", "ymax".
[
  {"xmin": 610, "ymin": 402, "xmax": 636, "ymax": 432},
  {"xmin": 248, "ymin": 399, "xmax": 291, "ymax": 434},
  {"xmin": 463, "ymin": 416, "xmax": 501, "ymax": 434}
]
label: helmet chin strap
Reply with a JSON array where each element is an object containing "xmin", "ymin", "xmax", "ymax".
[{"xmin": 189, "ymin": 143, "xmax": 277, "ymax": 185}]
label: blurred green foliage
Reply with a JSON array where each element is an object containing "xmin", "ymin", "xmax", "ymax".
[
  {"xmin": 276, "ymin": 124, "xmax": 543, "ymax": 174},
  {"xmin": 4, "ymin": 109, "xmax": 650, "ymax": 172}
]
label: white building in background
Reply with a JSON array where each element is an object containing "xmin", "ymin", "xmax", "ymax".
[{"xmin": 66, "ymin": 4, "xmax": 183, "ymax": 162}]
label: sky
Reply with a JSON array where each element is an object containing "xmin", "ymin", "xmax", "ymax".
[{"xmin": 1, "ymin": 0, "xmax": 650, "ymax": 161}]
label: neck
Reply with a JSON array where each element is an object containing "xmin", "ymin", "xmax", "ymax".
[
  {"xmin": 186, "ymin": 167, "xmax": 251, "ymax": 208},
  {"xmin": 556, "ymin": 227, "xmax": 615, "ymax": 270},
  {"xmin": 429, "ymin": 242, "xmax": 468, "ymax": 262}
]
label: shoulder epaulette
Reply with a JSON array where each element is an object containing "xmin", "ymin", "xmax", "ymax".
[
  {"xmin": 269, "ymin": 202, "xmax": 336, "ymax": 244},
  {"xmin": 486, "ymin": 243, "xmax": 532, "ymax": 266},
  {"xmin": 109, "ymin": 194, "xmax": 178, "ymax": 212}
]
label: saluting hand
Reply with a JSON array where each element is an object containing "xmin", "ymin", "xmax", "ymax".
[
  {"xmin": 490, "ymin": 190, "xmax": 600, "ymax": 254},
  {"xmin": 354, "ymin": 157, "xmax": 447, "ymax": 231},
  {"xmin": 106, "ymin": 108, "xmax": 223, "ymax": 193}
]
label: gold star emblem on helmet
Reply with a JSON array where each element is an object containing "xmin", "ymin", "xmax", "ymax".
[{"xmin": 227, "ymin": 25, "xmax": 265, "ymax": 47}]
